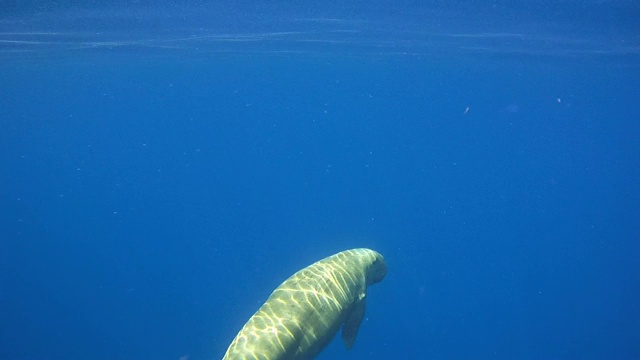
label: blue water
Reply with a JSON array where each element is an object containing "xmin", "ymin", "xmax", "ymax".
[{"xmin": 1, "ymin": 1, "xmax": 639, "ymax": 359}]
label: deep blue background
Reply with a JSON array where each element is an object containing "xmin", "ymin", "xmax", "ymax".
[{"xmin": 1, "ymin": 1, "xmax": 639, "ymax": 359}]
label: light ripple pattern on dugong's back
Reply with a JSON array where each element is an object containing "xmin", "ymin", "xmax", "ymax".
[{"xmin": 222, "ymin": 248, "xmax": 387, "ymax": 360}]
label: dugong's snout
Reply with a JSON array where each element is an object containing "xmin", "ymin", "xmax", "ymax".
[{"xmin": 367, "ymin": 252, "xmax": 387, "ymax": 285}]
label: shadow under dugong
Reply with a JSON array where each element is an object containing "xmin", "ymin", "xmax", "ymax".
[{"xmin": 222, "ymin": 248, "xmax": 387, "ymax": 360}]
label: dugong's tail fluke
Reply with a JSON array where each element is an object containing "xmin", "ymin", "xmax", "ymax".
[{"xmin": 222, "ymin": 248, "xmax": 386, "ymax": 360}]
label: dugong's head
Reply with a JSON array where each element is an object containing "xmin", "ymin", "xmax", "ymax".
[{"xmin": 363, "ymin": 249, "xmax": 387, "ymax": 285}]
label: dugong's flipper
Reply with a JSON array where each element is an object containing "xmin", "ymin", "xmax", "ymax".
[
  {"xmin": 342, "ymin": 294, "xmax": 366, "ymax": 349},
  {"xmin": 222, "ymin": 248, "xmax": 387, "ymax": 360}
]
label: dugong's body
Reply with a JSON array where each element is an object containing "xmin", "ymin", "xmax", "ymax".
[{"xmin": 223, "ymin": 248, "xmax": 387, "ymax": 360}]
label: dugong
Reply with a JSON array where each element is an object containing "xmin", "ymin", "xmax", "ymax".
[{"xmin": 222, "ymin": 248, "xmax": 387, "ymax": 360}]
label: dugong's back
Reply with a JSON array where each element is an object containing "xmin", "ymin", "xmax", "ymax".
[{"xmin": 223, "ymin": 248, "xmax": 386, "ymax": 360}]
